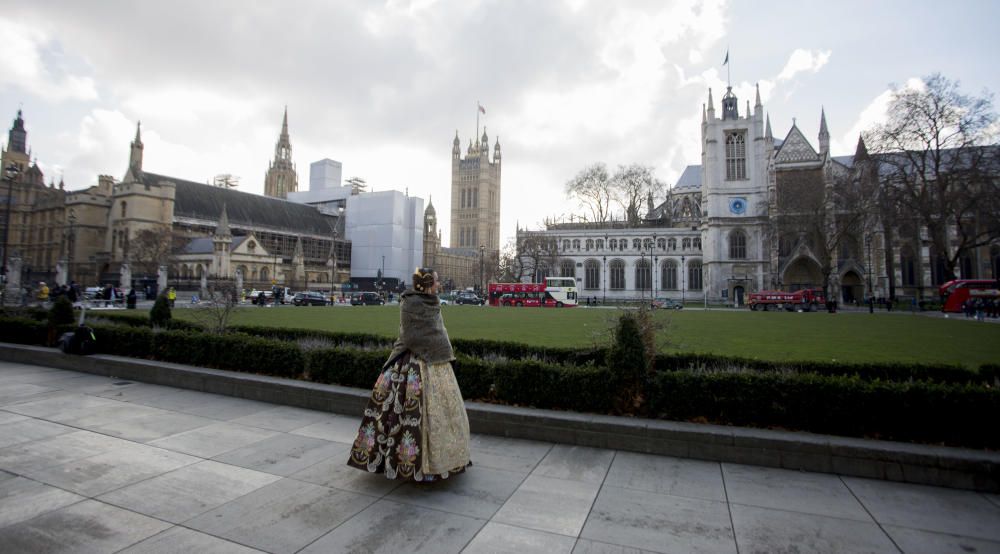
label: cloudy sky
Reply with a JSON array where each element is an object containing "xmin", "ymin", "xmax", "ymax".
[{"xmin": 2, "ymin": 0, "xmax": 998, "ymax": 246}]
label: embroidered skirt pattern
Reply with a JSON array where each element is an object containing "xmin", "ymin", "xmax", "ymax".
[{"xmin": 347, "ymin": 351, "xmax": 470, "ymax": 481}]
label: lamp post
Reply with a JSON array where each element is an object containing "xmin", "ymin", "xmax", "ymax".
[
  {"xmin": 66, "ymin": 209, "xmax": 76, "ymax": 285},
  {"xmin": 602, "ymin": 255, "xmax": 607, "ymax": 305},
  {"xmin": 1, "ymin": 163, "xmax": 21, "ymax": 306},
  {"xmin": 866, "ymin": 235, "xmax": 874, "ymax": 313},
  {"xmin": 381, "ymin": 255, "xmax": 385, "ymax": 292},
  {"xmin": 681, "ymin": 254, "xmax": 686, "ymax": 307},
  {"xmin": 479, "ymin": 244, "xmax": 485, "ymax": 295}
]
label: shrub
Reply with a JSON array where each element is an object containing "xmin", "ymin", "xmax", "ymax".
[
  {"xmin": 305, "ymin": 347, "xmax": 390, "ymax": 388},
  {"xmin": 150, "ymin": 295, "xmax": 172, "ymax": 327},
  {"xmin": 493, "ymin": 359, "xmax": 615, "ymax": 413},
  {"xmin": 606, "ymin": 310, "xmax": 655, "ymax": 411},
  {"xmin": 48, "ymin": 296, "xmax": 75, "ymax": 327},
  {"xmin": 150, "ymin": 330, "xmax": 305, "ymax": 378},
  {"xmin": 0, "ymin": 316, "xmax": 48, "ymax": 345}
]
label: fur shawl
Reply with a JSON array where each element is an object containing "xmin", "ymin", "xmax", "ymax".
[{"xmin": 384, "ymin": 290, "xmax": 455, "ymax": 368}]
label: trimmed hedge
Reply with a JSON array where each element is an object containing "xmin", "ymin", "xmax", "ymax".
[
  {"xmin": 649, "ymin": 370, "xmax": 1000, "ymax": 448},
  {"xmin": 306, "ymin": 347, "xmax": 389, "ymax": 388},
  {"xmin": 493, "ymin": 360, "xmax": 615, "ymax": 413}
]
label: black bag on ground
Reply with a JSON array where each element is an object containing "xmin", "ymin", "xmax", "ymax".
[{"xmin": 58, "ymin": 325, "xmax": 97, "ymax": 355}]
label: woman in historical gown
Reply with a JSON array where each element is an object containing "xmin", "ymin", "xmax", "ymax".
[{"xmin": 347, "ymin": 267, "xmax": 471, "ymax": 481}]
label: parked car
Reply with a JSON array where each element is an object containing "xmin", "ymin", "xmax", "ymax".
[
  {"xmin": 651, "ymin": 297, "xmax": 683, "ymax": 310},
  {"xmin": 249, "ymin": 289, "xmax": 273, "ymax": 305},
  {"xmin": 293, "ymin": 291, "xmax": 330, "ymax": 306},
  {"xmin": 455, "ymin": 291, "xmax": 484, "ymax": 305},
  {"xmin": 350, "ymin": 292, "xmax": 385, "ymax": 306}
]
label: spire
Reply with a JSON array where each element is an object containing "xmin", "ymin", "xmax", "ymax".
[
  {"xmin": 707, "ymin": 88, "xmax": 714, "ymax": 111},
  {"xmin": 702, "ymin": 103, "xmax": 706, "ymax": 123},
  {"xmin": 452, "ymin": 130, "xmax": 460, "ymax": 158},
  {"xmin": 215, "ymin": 203, "xmax": 231, "ymax": 238},
  {"xmin": 855, "ymin": 134, "xmax": 869, "ymax": 160},
  {"xmin": 8, "ymin": 109, "xmax": 27, "ymax": 154},
  {"xmin": 765, "ymin": 113, "xmax": 773, "ymax": 140},
  {"xmin": 818, "ymin": 107, "xmax": 830, "ymax": 155},
  {"xmin": 125, "ymin": 120, "xmax": 144, "ymax": 182},
  {"xmin": 754, "ymin": 83, "xmax": 762, "ymax": 109},
  {"xmin": 481, "ymin": 127, "xmax": 489, "ymax": 155},
  {"xmin": 493, "ymin": 136, "xmax": 501, "ymax": 161},
  {"xmin": 134, "ymin": 120, "xmax": 142, "ymax": 143},
  {"xmin": 281, "ymin": 106, "xmax": 289, "ymax": 138}
]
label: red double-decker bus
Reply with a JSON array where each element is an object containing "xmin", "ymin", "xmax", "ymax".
[
  {"xmin": 939, "ymin": 279, "xmax": 1000, "ymax": 312},
  {"xmin": 487, "ymin": 277, "xmax": 578, "ymax": 307}
]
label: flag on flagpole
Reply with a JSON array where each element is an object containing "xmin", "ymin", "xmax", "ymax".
[
  {"xmin": 723, "ymin": 50, "xmax": 729, "ymax": 66},
  {"xmin": 478, "ymin": 103, "xmax": 486, "ymax": 115}
]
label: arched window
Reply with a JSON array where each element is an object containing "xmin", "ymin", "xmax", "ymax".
[
  {"xmin": 688, "ymin": 260, "xmax": 703, "ymax": 290},
  {"xmin": 609, "ymin": 259, "xmax": 626, "ymax": 290},
  {"xmin": 563, "ymin": 240, "xmax": 571, "ymax": 251},
  {"xmin": 729, "ymin": 230, "xmax": 747, "ymax": 259},
  {"xmin": 992, "ymin": 245, "xmax": 1000, "ymax": 280},
  {"xmin": 585, "ymin": 239, "xmax": 593, "ymax": 251},
  {"xmin": 584, "ymin": 260, "xmax": 600, "ymax": 290},
  {"xmin": 196, "ymin": 264, "xmax": 204, "ymax": 278},
  {"xmin": 609, "ymin": 239, "xmax": 617, "ymax": 251},
  {"xmin": 900, "ymin": 246, "xmax": 916, "ymax": 286},
  {"xmin": 642, "ymin": 238, "xmax": 653, "ymax": 251},
  {"xmin": 260, "ymin": 267, "xmax": 269, "ymax": 282},
  {"xmin": 120, "ymin": 201, "xmax": 127, "ymax": 218},
  {"xmin": 595, "ymin": 239, "xmax": 604, "ymax": 250},
  {"xmin": 560, "ymin": 259, "xmax": 576, "ymax": 278},
  {"xmin": 693, "ymin": 237, "xmax": 701, "ymax": 250},
  {"xmin": 960, "ymin": 253, "xmax": 974, "ymax": 279},
  {"xmin": 725, "ymin": 131, "xmax": 747, "ymax": 180},
  {"xmin": 657, "ymin": 238, "xmax": 666, "ymax": 250},
  {"xmin": 632, "ymin": 238, "xmax": 641, "ymax": 250},
  {"xmin": 661, "ymin": 260, "xmax": 678, "ymax": 290},
  {"xmin": 572, "ymin": 239, "xmax": 580, "ymax": 250},
  {"xmin": 635, "ymin": 258, "xmax": 651, "ymax": 291},
  {"xmin": 682, "ymin": 238, "xmax": 691, "ymax": 250},
  {"xmin": 668, "ymin": 238, "xmax": 677, "ymax": 250},
  {"xmin": 537, "ymin": 263, "xmax": 550, "ymax": 282},
  {"xmin": 461, "ymin": 189, "xmax": 466, "ymax": 209},
  {"xmin": 620, "ymin": 238, "xmax": 628, "ymax": 251}
]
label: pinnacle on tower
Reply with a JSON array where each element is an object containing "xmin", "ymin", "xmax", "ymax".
[
  {"xmin": 707, "ymin": 88, "xmax": 715, "ymax": 112},
  {"xmin": 754, "ymin": 83, "xmax": 762, "ymax": 109},
  {"xmin": 765, "ymin": 113, "xmax": 773, "ymax": 140},
  {"xmin": 818, "ymin": 107, "xmax": 830, "ymax": 155},
  {"xmin": 215, "ymin": 203, "xmax": 231, "ymax": 238}
]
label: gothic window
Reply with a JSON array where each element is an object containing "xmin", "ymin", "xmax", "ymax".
[
  {"xmin": 729, "ymin": 230, "xmax": 747, "ymax": 259},
  {"xmin": 111, "ymin": 231, "xmax": 117, "ymax": 254},
  {"xmin": 642, "ymin": 238, "xmax": 653, "ymax": 250},
  {"xmin": 563, "ymin": 240, "xmax": 571, "ymax": 251},
  {"xmin": 474, "ymin": 188, "xmax": 479, "ymax": 208},
  {"xmin": 661, "ymin": 260, "xmax": 678, "ymax": 290},
  {"xmin": 609, "ymin": 239, "xmax": 617, "ymax": 250},
  {"xmin": 632, "ymin": 238, "xmax": 641, "ymax": 250},
  {"xmin": 657, "ymin": 238, "xmax": 666, "ymax": 250},
  {"xmin": 595, "ymin": 239, "xmax": 603, "ymax": 250},
  {"xmin": 931, "ymin": 252, "xmax": 948, "ymax": 286},
  {"xmin": 473, "ymin": 228, "xmax": 478, "ymax": 247},
  {"xmin": 560, "ymin": 260, "xmax": 575, "ymax": 278},
  {"xmin": 668, "ymin": 238, "xmax": 677, "ymax": 250},
  {"xmin": 635, "ymin": 259, "xmax": 651, "ymax": 291},
  {"xmin": 585, "ymin": 239, "xmax": 593, "ymax": 251},
  {"xmin": 572, "ymin": 239, "xmax": 580, "ymax": 250},
  {"xmin": 725, "ymin": 131, "xmax": 747, "ymax": 180},
  {"xmin": 461, "ymin": 189, "xmax": 466, "ymax": 209},
  {"xmin": 537, "ymin": 263, "xmax": 550, "ymax": 282},
  {"xmin": 960, "ymin": 254, "xmax": 974, "ymax": 279},
  {"xmin": 619, "ymin": 237, "xmax": 628, "ymax": 250},
  {"xmin": 609, "ymin": 259, "xmax": 626, "ymax": 290},
  {"xmin": 688, "ymin": 260, "xmax": 703, "ymax": 290},
  {"xmin": 120, "ymin": 201, "xmax": 127, "ymax": 218},
  {"xmin": 682, "ymin": 238, "xmax": 691, "ymax": 250},
  {"xmin": 693, "ymin": 237, "xmax": 701, "ymax": 250},
  {"xmin": 992, "ymin": 245, "xmax": 1000, "ymax": 280},
  {"xmin": 584, "ymin": 259, "xmax": 600, "ymax": 290}
]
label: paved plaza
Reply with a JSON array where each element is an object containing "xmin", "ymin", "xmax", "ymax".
[{"xmin": 0, "ymin": 361, "xmax": 998, "ymax": 553}]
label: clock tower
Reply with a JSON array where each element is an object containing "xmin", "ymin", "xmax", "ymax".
[{"xmin": 700, "ymin": 84, "xmax": 773, "ymax": 305}]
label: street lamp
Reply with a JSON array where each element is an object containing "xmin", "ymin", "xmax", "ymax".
[
  {"xmin": 1, "ymin": 163, "xmax": 21, "ymax": 306},
  {"xmin": 602, "ymin": 255, "xmax": 607, "ymax": 305},
  {"xmin": 865, "ymin": 235, "xmax": 874, "ymax": 313},
  {"xmin": 479, "ymin": 244, "xmax": 485, "ymax": 295},
  {"xmin": 66, "ymin": 209, "xmax": 76, "ymax": 285},
  {"xmin": 681, "ymin": 254, "xmax": 686, "ymax": 307}
]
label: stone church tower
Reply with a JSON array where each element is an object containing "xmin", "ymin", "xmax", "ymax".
[
  {"xmin": 264, "ymin": 108, "xmax": 297, "ymax": 199},
  {"xmin": 422, "ymin": 196, "xmax": 440, "ymax": 267},
  {"xmin": 700, "ymin": 84, "xmax": 770, "ymax": 306},
  {"xmin": 450, "ymin": 128, "xmax": 501, "ymax": 254}
]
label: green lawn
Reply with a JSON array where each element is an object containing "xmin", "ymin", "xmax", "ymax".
[{"xmin": 174, "ymin": 305, "xmax": 1000, "ymax": 368}]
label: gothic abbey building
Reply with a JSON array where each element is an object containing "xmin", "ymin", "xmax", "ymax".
[
  {"xmin": 516, "ymin": 85, "xmax": 1000, "ymax": 305},
  {"xmin": 0, "ymin": 110, "xmax": 349, "ymax": 294}
]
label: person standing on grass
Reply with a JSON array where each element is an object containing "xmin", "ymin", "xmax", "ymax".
[{"xmin": 347, "ymin": 266, "xmax": 471, "ymax": 482}]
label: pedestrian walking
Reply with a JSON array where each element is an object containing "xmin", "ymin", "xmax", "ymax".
[
  {"xmin": 167, "ymin": 287, "xmax": 176, "ymax": 308},
  {"xmin": 347, "ymin": 267, "xmax": 471, "ymax": 482}
]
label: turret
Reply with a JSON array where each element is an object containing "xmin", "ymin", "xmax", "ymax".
[
  {"xmin": 706, "ymin": 88, "xmax": 715, "ymax": 120},
  {"xmin": 493, "ymin": 137, "xmax": 501, "ymax": 162},
  {"xmin": 721, "ymin": 86, "xmax": 739, "ymax": 120},
  {"xmin": 7, "ymin": 109, "xmax": 27, "ymax": 154},
  {"xmin": 452, "ymin": 131, "xmax": 460, "ymax": 159},
  {"xmin": 481, "ymin": 128, "xmax": 489, "ymax": 157}
]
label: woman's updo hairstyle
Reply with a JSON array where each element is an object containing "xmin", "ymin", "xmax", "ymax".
[{"xmin": 412, "ymin": 267, "xmax": 436, "ymax": 293}]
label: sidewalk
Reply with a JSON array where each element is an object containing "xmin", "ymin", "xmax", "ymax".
[{"xmin": 1, "ymin": 361, "xmax": 998, "ymax": 553}]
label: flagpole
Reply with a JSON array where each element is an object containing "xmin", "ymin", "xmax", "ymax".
[
  {"xmin": 727, "ymin": 48, "xmax": 731, "ymax": 87},
  {"xmin": 476, "ymin": 101, "xmax": 480, "ymax": 144}
]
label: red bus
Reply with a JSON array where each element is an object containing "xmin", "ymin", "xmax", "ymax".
[
  {"xmin": 939, "ymin": 279, "xmax": 1000, "ymax": 312},
  {"xmin": 487, "ymin": 277, "xmax": 578, "ymax": 307}
]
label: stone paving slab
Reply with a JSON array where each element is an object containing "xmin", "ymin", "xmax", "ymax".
[{"xmin": 1, "ymin": 361, "xmax": 1000, "ymax": 553}]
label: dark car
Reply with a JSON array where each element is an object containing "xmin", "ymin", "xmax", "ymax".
[
  {"xmin": 351, "ymin": 292, "xmax": 385, "ymax": 306},
  {"xmin": 455, "ymin": 291, "xmax": 484, "ymax": 305},
  {"xmin": 293, "ymin": 291, "xmax": 329, "ymax": 306}
]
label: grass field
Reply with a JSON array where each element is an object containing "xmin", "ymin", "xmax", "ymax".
[{"xmin": 173, "ymin": 305, "xmax": 1000, "ymax": 368}]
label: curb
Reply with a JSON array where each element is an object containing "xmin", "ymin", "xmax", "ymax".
[{"xmin": 1, "ymin": 342, "xmax": 997, "ymax": 492}]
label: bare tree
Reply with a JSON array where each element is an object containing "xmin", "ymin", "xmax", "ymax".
[
  {"xmin": 565, "ymin": 163, "xmax": 613, "ymax": 223},
  {"xmin": 130, "ymin": 227, "xmax": 181, "ymax": 276},
  {"xmin": 516, "ymin": 232, "xmax": 561, "ymax": 282},
  {"xmin": 866, "ymin": 73, "xmax": 1000, "ymax": 282},
  {"xmin": 189, "ymin": 279, "xmax": 239, "ymax": 334},
  {"xmin": 611, "ymin": 164, "xmax": 664, "ymax": 224}
]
